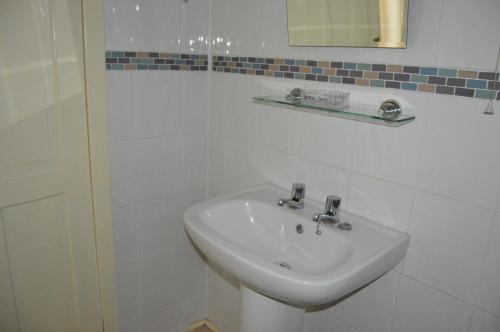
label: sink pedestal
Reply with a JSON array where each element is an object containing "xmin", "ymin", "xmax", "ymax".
[{"xmin": 239, "ymin": 286, "xmax": 305, "ymax": 332}]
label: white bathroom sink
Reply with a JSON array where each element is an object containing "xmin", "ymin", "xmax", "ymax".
[{"xmin": 183, "ymin": 185, "xmax": 409, "ymax": 306}]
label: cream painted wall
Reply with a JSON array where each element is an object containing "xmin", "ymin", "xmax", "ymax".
[{"xmin": 207, "ymin": 0, "xmax": 500, "ymax": 332}]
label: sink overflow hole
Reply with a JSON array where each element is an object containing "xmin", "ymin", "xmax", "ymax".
[{"xmin": 275, "ymin": 261, "xmax": 291, "ymax": 270}]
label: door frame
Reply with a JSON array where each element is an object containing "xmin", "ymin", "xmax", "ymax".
[{"xmin": 81, "ymin": 1, "xmax": 119, "ymax": 331}]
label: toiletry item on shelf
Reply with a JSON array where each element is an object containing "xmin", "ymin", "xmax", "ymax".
[
  {"xmin": 303, "ymin": 90, "xmax": 350, "ymax": 109},
  {"xmin": 285, "ymin": 88, "xmax": 350, "ymax": 110}
]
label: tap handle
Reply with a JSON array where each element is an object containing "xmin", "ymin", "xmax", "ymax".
[
  {"xmin": 291, "ymin": 183, "xmax": 305, "ymax": 202},
  {"xmin": 325, "ymin": 195, "xmax": 341, "ymax": 215}
]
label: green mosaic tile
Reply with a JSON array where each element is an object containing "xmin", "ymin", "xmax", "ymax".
[
  {"xmin": 159, "ymin": 64, "xmax": 170, "ymax": 70},
  {"xmin": 131, "ymin": 58, "xmax": 142, "ymax": 64},
  {"xmin": 294, "ymin": 73, "xmax": 305, "ymax": 80},
  {"xmin": 370, "ymin": 79, "xmax": 385, "ymax": 87},
  {"xmin": 295, "ymin": 60, "xmax": 306, "ymax": 66},
  {"xmin": 438, "ymin": 68, "xmax": 458, "ymax": 77},
  {"xmin": 357, "ymin": 63, "xmax": 371, "ymax": 70},
  {"xmin": 410, "ymin": 74, "xmax": 428, "ymax": 83},
  {"xmin": 329, "ymin": 76, "xmax": 342, "ymax": 83},
  {"xmin": 475, "ymin": 89, "xmax": 495, "ymax": 99},
  {"xmin": 106, "ymin": 51, "xmax": 113, "ymax": 58},
  {"xmin": 111, "ymin": 64, "xmax": 124, "ymax": 70}
]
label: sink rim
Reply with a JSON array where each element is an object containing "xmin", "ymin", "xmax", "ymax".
[{"xmin": 183, "ymin": 184, "xmax": 410, "ymax": 305}]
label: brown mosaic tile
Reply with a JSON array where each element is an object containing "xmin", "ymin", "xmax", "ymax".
[
  {"xmin": 318, "ymin": 61, "xmax": 330, "ymax": 68},
  {"xmin": 270, "ymin": 64, "xmax": 280, "ymax": 71},
  {"xmin": 458, "ymin": 70, "xmax": 478, "ymax": 79},
  {"xmin": 355, "ymin": 78, "xmax": 370, "ymax": 86},
  {"xmin": 125, "ymin": 64, "xmax": 137, "ymax": 70},
  {"xmin": 137, "ymin": 51, "xmax": 149, "ymax": 58},
  {"xmin": 299, "ymin": 66, "xmax": 312, "ymax": 73},
  {"xmin": 275, "ymin": 58, "xmax": 285, "ymax": 65},
  {"xmin": 363, "ymin": 71, "xmax": 379, "ymax": 79},
  {"xmin": 159, "ymin": 53, "xmax": 169, "ymax": 58},
  {"xmin": 264, "ymin": 70, "xmax": 273, "ymax": 77},
  {"xmin": 248, "ymin": 69, "xmax": 256, "ymax": 75},
  {"xmin": 180, "ymin": 65, "xmax": 190, "ymax": 70},
  {"xmin": 324, "ymin": 68, "xmax": 337, "ymax": 76},
  {"xmin": 418, "ymin": 84, "xmax": 436, "ymax": 92},
  {"xmin": 387, "ymin": 65, "xmax": 403, "ymax": 73}
]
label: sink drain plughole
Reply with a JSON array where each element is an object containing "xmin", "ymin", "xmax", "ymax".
[{"xmin": 275, "ymin": 261, "xmax": 291, "ymax": 270}]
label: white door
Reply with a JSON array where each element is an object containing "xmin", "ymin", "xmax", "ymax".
[{"xmin": 0, "ymin": 0, "xmax": 103, "ymax": 331}]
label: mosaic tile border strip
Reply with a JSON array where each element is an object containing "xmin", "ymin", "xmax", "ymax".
[
  {"xmin": 105, "ymin": 51, "xmax": 208, "ymax": 71},
  {"xmin": 212, "ymin": 55, "xmax": 500, "ymax": 100}
]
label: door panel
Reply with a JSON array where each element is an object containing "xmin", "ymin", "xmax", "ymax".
[{"xmin": 0, "ymin": 0, "xmax": 103, "ymax": 331}]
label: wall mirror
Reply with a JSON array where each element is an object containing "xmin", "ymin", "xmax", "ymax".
[{"xmin": 287, "ymin": 0, "xmax": 409, "ymax": 48}]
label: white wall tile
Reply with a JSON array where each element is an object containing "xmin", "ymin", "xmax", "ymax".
[
  {"xmin": 178, "ymin": 133, "xmax": 206, "ymax": 193},
  {"xmin": 130, "ymin": 0, "xmax": 157, "ymax": 51},
  {"xmin": 255, "ymin": 146, "xmax": 299, "ymax": 190},
  {"xmin": 347, "ymin": 173, "xmax": 413, "ymax": 232},
  {"xmin": 113, "ymin": 205, "xmax": 137, "ymax": 268},
  {"xmin": 117, "ymin": 263, "xmax": 141, "ymax": 321},
  {"xmin": 297, "ymin": 160, "xmax": 350, "ymax": 203},
  {"xmin": 260, "ymin": 0, "xmax": 307, "ymax": 59},
  {"xmin": 133, "ymin": 136, "xmax": 180, "ymax": 201},
  {"xmin": 469, "ymin": 309, "xmax": 500, "ymax": 332},
  {"xmin": 136, "ymin": 196, "xmax": 179, "ymax": 261},
  {"xmin": 178, "ymin": 190, "xmax": 206, "ymax": 247},
  {"xmin": 435, "ymin": 0, "xmax": 500, "ymax": 70},
  {"xmin": 299, "ymin": 113, "xmax": 356, "ymax": 170},
  {"xmin": 211, "ymin": 0, "xmax": 264, "ymax": 56},
  {"xmin": 418, "ymin": 95, "xmax": 500, "ymax": 210},
  {"xmin": 474, "ymin": 213, "xmax": 500, "ymax": 316},
  {"xmin": 352, "ymin": 91, "xmax": 428, "ymax": 187},
  {"xmin": 154, "ymin": 0, "xmax": 182, "ymax": 52},
  {"xmin": 106, "ymin": 72, "xmax": 133, "ymax": 142},
  {"xmin": 392, "ymin": 277, "xmax": 473, "ymax": 332},
  {"xmin": 104, "ymin": 0, "xmax": 132, "ymax": 50},
  {"xmin": 403, "ymin": 191, "xmax": 494, "ymax": 304},
  {"xmin": 132, "ymin": 71, "xmax": 182, "ymax": 138},
  {"xmin": 207, "ymin": 136, "xmax": 266, "ymax": 198},
  {"xmin": 139, "ymin": 302, "xmax": 179, "ymax": 332},
  {"xmin": 179, "ymin": 72, "xmax": 208, "ymax": 134},
  {"xmin": 179, "ymin": 0, "xmax": 209, "ymax": 54},
  {"xmin": 120, "ymin": 317, "xmax": 141, "ymax": 332},
  {"xmin": 209, "ymin": 74, "xmax": 262, "ymax": 143},
  {"xmin": 177, "ymin": 293, "xmax": 207, "ymax": 331},
  {"xmin": 303, "ymin": 311, "xmax": 332, "ymax": 332},
  {"xmin": 139, "ymin": 251, "xmax": 179, "ymax": 313},
  {"xmin": 110, "ymin": 141, "xmax": 135, "ymax": 207},
  {"xmin": 330, "ymin": 317, "xmax": 358, "ymax": 332},
  {"xmin": 329, "ymin": 270, "xmax": 401, "ymax": 332},
  {"xmin": 256, "ymin": 105, "xmax": 302, "ymax": 155}
]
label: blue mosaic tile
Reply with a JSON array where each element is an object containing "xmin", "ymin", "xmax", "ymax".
[
  {"xmin": 420, "ymin": 67, "xmax": 438, "ymax": 76},
  {"xmin": 401, "ymin": 82, "xmax": 418, "ymax": 91}
]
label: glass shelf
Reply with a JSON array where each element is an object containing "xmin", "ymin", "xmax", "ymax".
[{"xmin": 253, "ymin": 95, "xmax": 415, "ymax": 127}]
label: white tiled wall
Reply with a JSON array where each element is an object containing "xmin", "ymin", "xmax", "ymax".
[
  {"xmin": 105, "ymin": 0, "xmax": 500, "ymax": 331},
  {"xmin": 206, "ymin": 0, "xmax": 500, "ymax": 332},
  {"xmin": 105, "ymin": 1, "xmax": 209, "ymax": 331}
]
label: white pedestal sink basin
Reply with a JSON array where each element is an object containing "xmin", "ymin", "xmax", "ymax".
[{"xmin": 183, "ymin": 185, "xmax": 409, "ymax": 332}]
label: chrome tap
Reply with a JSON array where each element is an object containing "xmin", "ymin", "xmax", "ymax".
[
  {"xmin": 313, "ymin": 195, "xmax": 341, "ymax": 235},
  {"xmin": 277, "ymin": 183, "xmax": 306, "ymax": 209}
]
